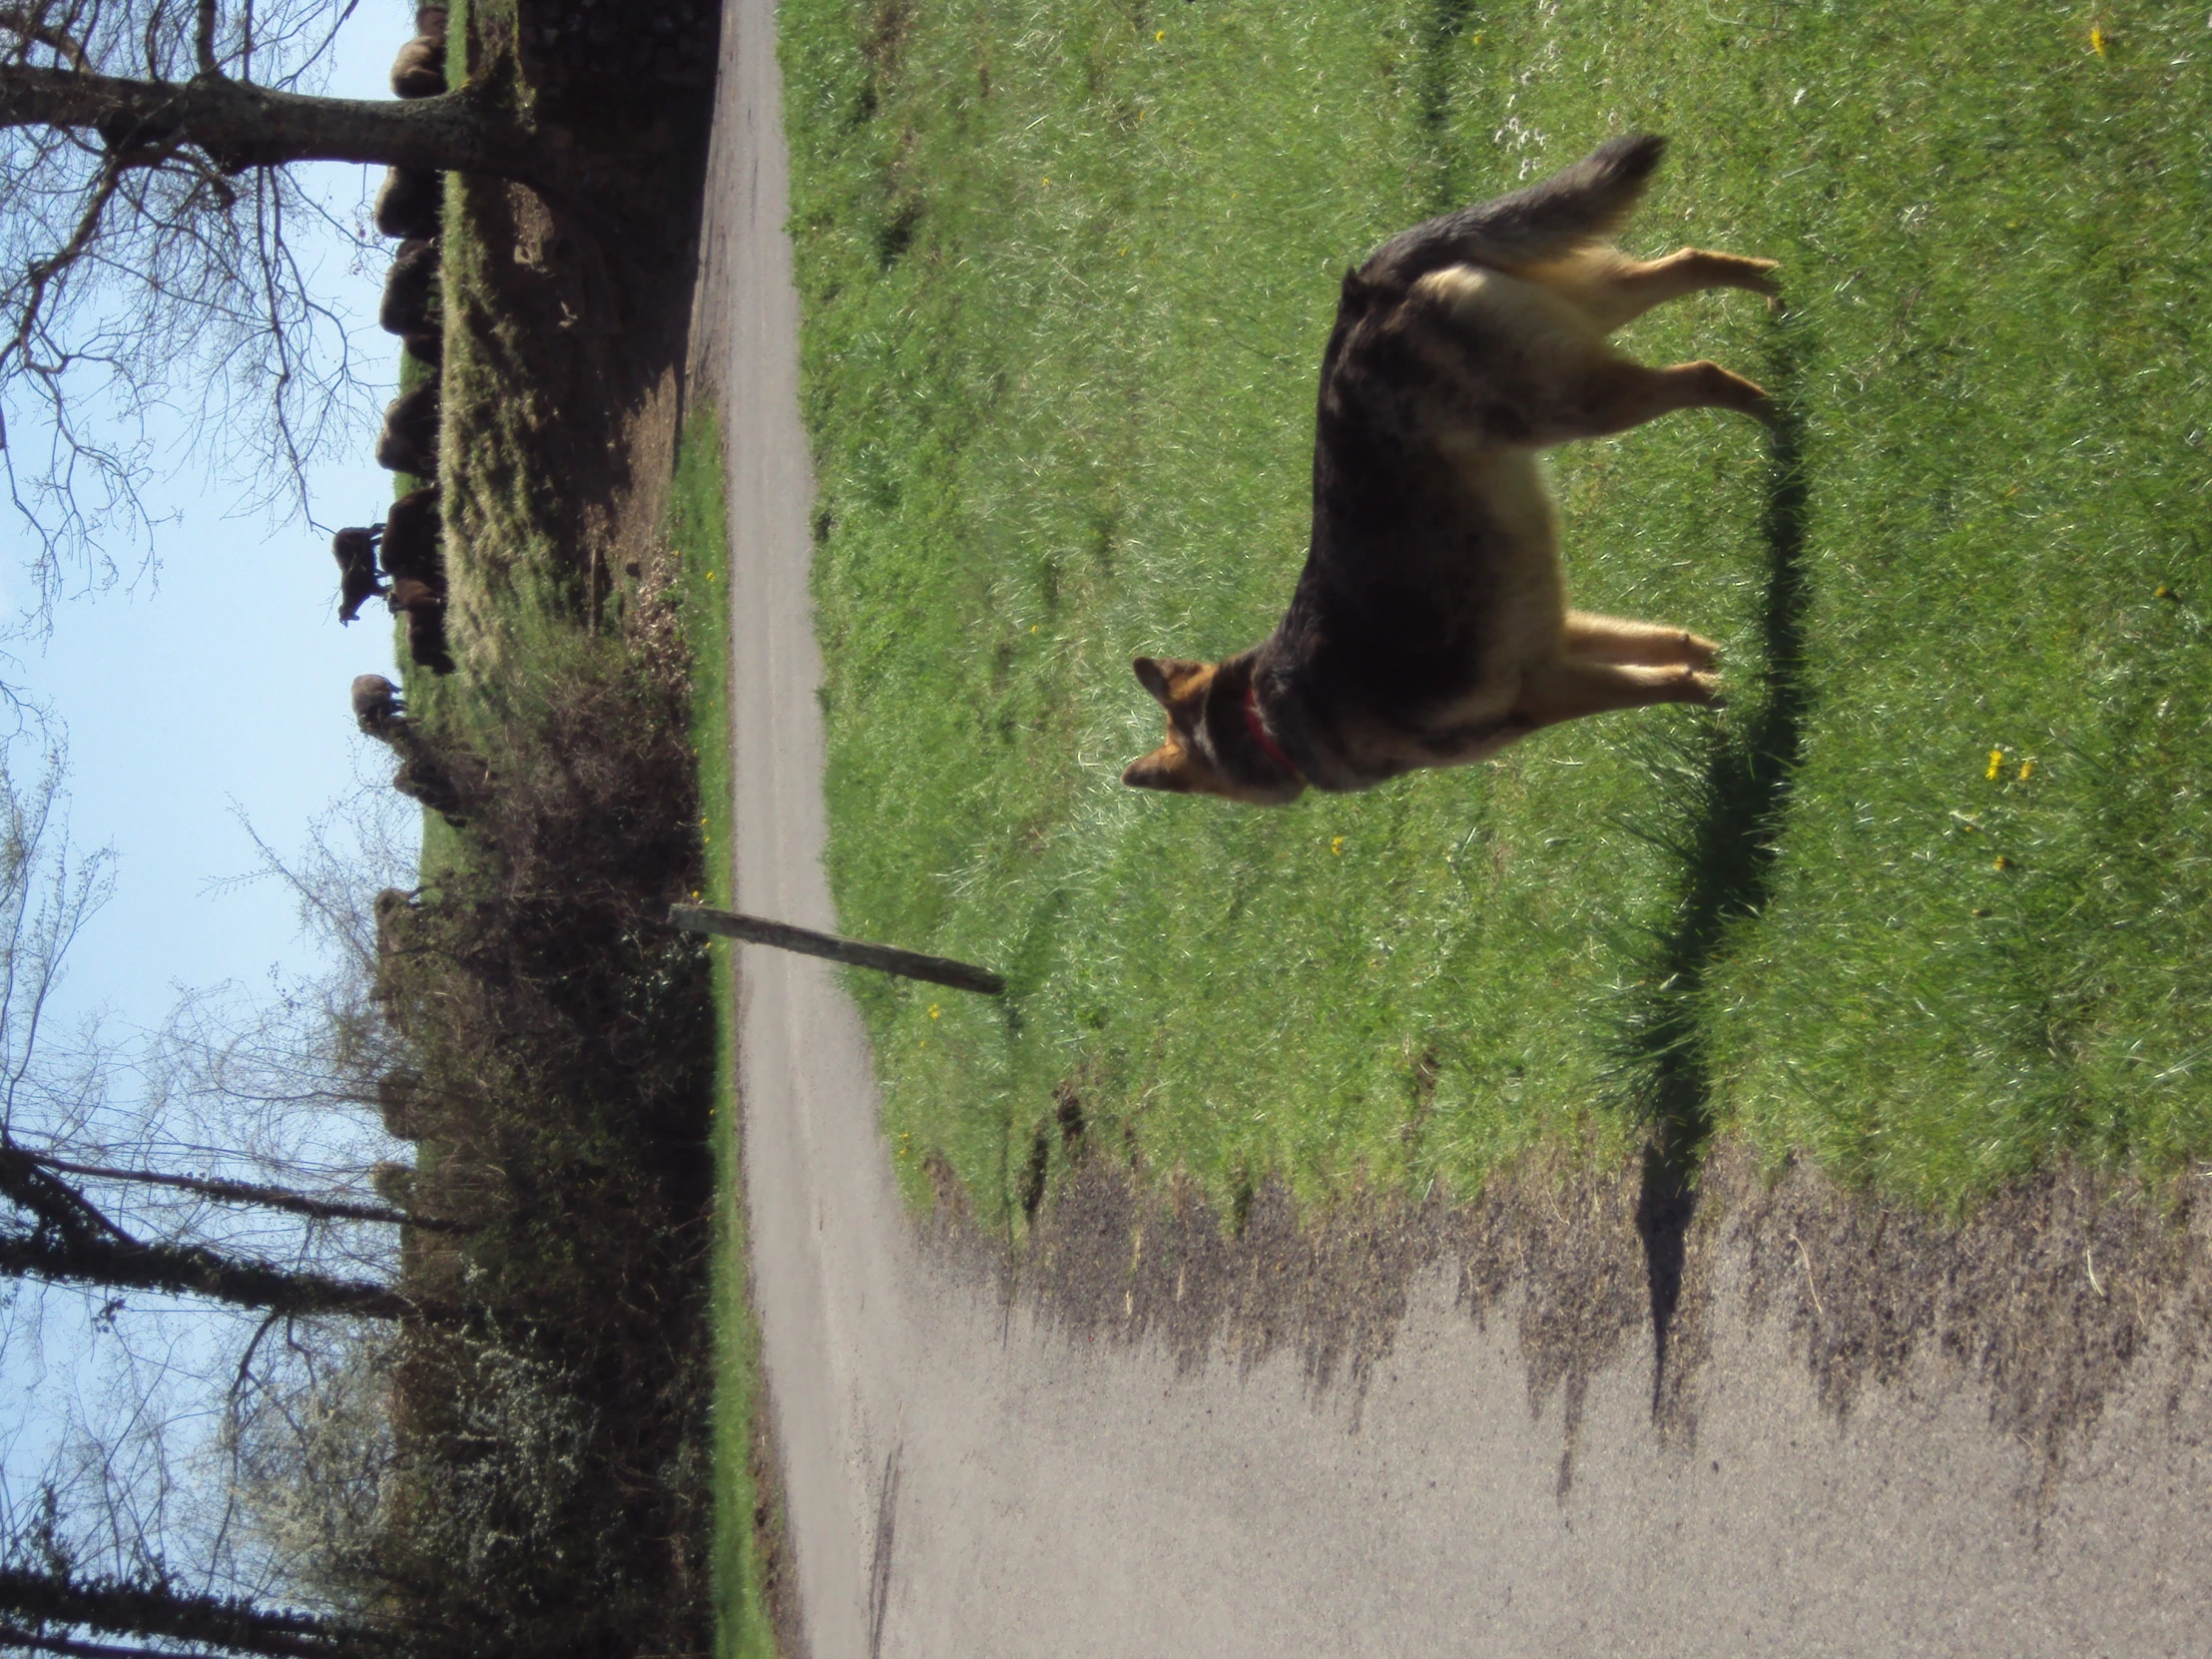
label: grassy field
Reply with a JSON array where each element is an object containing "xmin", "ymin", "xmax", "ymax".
[{"xmin": 781, "ymin": 0, "xmax": 2211, "ymax": 1222}]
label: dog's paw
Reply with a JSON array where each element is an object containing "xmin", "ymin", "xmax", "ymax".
[{"xmin": 1680, "ymin": 632, "xmax": 1721, "ymax": 671}]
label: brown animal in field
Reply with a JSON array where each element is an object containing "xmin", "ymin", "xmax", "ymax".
[
  {"xmin": 352, "ymin": 673, "xmax": 405, "ymax": 735},
  {"xmin": 386, "ymin": 576, "xmax": 441, "ymax": 616},
  {"xmin": 373, "ymin": 167, "xmax": 442, "ymax": 240},
  {"xmin": 379, "ymin": 238, "xmax": 443, "ymax": 366},
  {"xmin": 389, "ymin": 33, "xmax": 446, "ymax": 98},
  {"xmin": 391, "ymin": 751, "xmax": 464, "ymax": 818},
  {"xmin": 376, "ymin": 381, "xmax": 440, "ymax": 477},
  {"xmin": 378, "ymin": 485, "xmax": 444, "ymax": 586},
  {"xmin": 1123, "ymin": 135, "xmax": 1777, "ymax": 806},
  {"xmin": 406, "ymin": 605, "xmax": 455, "ymax": 675},
  {"xmin": 331, "ymin": 526, "xmax": 386, "ymax": 623},
  {"xmin": 378, "ymin": 238, "xmax": 439, "ymax": 335}
]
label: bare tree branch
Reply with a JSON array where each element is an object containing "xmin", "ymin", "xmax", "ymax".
[
  {"xmin": 0, "ymin": 10, "xmax": 92, "ymax": 73},
  {"xmin": 14, "ymin": 1147, "xmax": 461, "ymax": 1232},
  {"xmin": 0, "ymin": 1, "xmax": 569, "ymax": 617}
]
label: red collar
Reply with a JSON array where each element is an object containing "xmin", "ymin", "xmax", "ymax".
[{"xmin": 1242, "ymin": 685, "xmax": 1302, "ymax": 781}]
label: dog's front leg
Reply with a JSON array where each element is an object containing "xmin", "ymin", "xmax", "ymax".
[
  {"xmin": 1512, "ymin": 657, "xmax": 1719, "ymax": 731},
  {"xmin": 1562, "ymin": 611, "xmax": 1720, "ymax": 669}
]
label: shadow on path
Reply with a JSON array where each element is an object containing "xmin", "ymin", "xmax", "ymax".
[{"xmin": 1626, "ymin": 318, "xmax": 1816, "ymax": 1408}]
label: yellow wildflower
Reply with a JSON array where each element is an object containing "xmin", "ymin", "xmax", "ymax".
[
  {"xmin": 2016, "ymin": 759, "xmax": 2034, "ymax": 783},
  {"xmin": 927, "ymin": 1003, "xmax": 941, "ymax": 1020},
  {"xmin": 1331, "ymin": 835, "xmax": 1345, "ymax": 855},
  {"xmin": 1986, "ymin": 749, "xmax": 2004, "ymax": 781},
  {"xmin": 2090, "ymin": 25, "xmax": 2105, "ymax": 55},
  {"xmin": 1993, "ymin": 854, "xmax": 2013, "ymax": 871},
  {"xmin": 1156, "ymin": 29, "xmax": 1165, "ymax": 41}
]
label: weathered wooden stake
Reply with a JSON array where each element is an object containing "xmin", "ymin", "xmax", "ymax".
[{"xmin": 670, "ymin": 903, "xmax": 1006, "ymax": 996}]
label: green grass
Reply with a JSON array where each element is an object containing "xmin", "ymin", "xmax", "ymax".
[
  {"xmin": 781, "ymin": 0, "xmax": 2212, "ymax": 1219},
  {"xmin": 669, "ymin": 404, "xmax": 780, "ymax": 1659}
]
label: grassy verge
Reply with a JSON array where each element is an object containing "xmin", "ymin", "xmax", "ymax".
[
  {"xmin": 669, "ymin": 403, "xmax": 784, "ymax": 1659},
  {"xmin": 782, "ymin": 0, "xmax": 2210, "ymax": 1221},
  {"xmin": 343, "ymin": 1, "xmax": 737, "ymax": 1653}
]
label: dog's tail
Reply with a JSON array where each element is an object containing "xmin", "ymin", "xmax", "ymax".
[{"xmin": 1359, "ymin": 134, "xmax": 1667, "ymax": 287}]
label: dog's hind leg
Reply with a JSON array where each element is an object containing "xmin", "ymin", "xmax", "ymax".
[
  {"xmin": 1563, "ymin": 611, "xmax": 1718, "ymax": 668},
  {"xmin": 1534, "ymin": 352, "xmax": 1775, "ymax": 440},
  {"xmin": 1537, "ymin": 248, "xmax": 1778, "ymax": 332},
  {"xmin": 1513, "ymin": 657, "xmax": 1719, "ymax": 730}
]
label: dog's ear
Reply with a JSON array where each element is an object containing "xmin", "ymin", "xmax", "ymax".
[{"xmin": 1131, "ymin": 657, "xmax": 1214, "ymax": 723}]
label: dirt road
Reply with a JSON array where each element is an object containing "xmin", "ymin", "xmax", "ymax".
[{"xmin": 692, "ymin": 3, "xmax": 2212, "ymax": 1653}]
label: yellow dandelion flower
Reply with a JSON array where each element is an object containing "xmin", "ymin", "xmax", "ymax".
[
  {"xmin": 2154, "ymin": 584, "xmax": 2176, "ymax": 601},
  {"xmin": 2089, "ymin": 25, "xmax": 2105, "ymax": 55},
  {"xmin": 1156, "ymin": 29, "xmax": 1165, "ymax": 41},
  {"xmin": 1986, "ymin": 749, "xmax": 2004, "ymax": 782},
  {"xmin": 927, "ymin": 1002, "xmax": 941, "ymax": 1020},
  {"xmin": 1331, "ymin": 835, "xmax": 1345, "ymax": 855},
  {"xmin": 2016, "ymin": 759, "xmax": 2034, "ymax": 783},
  {"xmin": 1993, "ymin": 854, "xmax": 2013, "ymax": 871}
]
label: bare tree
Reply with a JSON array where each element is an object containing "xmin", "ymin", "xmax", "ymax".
[
  {"xmin": 0, "ymin": 735, "xmax": 441, "ymax": 1319},
  {"xmin": 0, "ymin": 1560, "xmax": 355, "ymax": 1656},
  {"xmin": 0, "ymin": 0, "xmax": 565, "ymax": 599},
  {"xmin": 0, "ymin": 736, "xmax": 458, "ymax": 1648}
]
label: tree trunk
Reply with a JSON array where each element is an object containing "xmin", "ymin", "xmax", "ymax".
[
  {"xmin": 0, "ymin": 1566, "xmax": 357, "ymax": 1658},
  {"xmin": 21, "ymin": 1149, "xmax": 465, "ymax": 1233},
  {"xmin": 0, "ymin": 1225, "xmax": 433, "ymax": 1321},
  {"xmin": 0, "ymin": 63, "xmax": 550, "ymax": 185}
]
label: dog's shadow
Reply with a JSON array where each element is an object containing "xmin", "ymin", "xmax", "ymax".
[{"xmin": 1621, "ymin": 311, "xmax": 1816, "ymax": 1409}]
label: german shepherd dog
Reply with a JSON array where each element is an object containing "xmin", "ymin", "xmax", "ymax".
[{"xmin": 1122, "ymin": 135, "xmax": 1778, "ymax": 805}]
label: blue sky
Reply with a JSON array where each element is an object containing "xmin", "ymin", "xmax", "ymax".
[
  {"xmin": 2, "ymin": 3, "xmax": 426, "ymax": 1576},
  {"xmin": 14, "ymin": 12, "xmax": 418, "ymax": 1049}
]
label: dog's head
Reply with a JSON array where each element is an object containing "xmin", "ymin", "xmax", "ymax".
[{"xmin": 1122, "ymin": 655, "xmax": 1305, "ymax": 806}]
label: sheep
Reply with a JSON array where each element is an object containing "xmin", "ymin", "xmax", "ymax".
[
  {"xmin": 389, "ymin": 34, "xmax": 446, "ymax": 98},
  {"xmin": 379, "ymin": 485, "xmax": 444, "ymax": 585},
  {"xmin": 378, "ymin": 238, "xmax": 439, "ymax": 336},
  {"xmin": 373, "ymin": 167, "xmax": 442, "ymax": 240},
  {"xmin": 331, "ymin": 526, "xmax": 387, "ymax": 623},
  {"xmin": 375, "ymin": 381, "xmax": 440, "ymax": 477},
  {"xmin": 352, "ymin": 673, "xmax": 405, "ymax": 735}
]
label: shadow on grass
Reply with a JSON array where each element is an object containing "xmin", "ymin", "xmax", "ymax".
[{"xmin": 1624, "ymin": 317, "xmax": 1815, "ymax": 1407}]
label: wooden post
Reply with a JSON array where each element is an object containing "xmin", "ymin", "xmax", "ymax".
[{"xmin": 670, "ymin": 903, "xmax": 1006, "ymax": 996}]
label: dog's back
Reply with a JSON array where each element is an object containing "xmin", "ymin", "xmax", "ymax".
[{"xmin": 1125, "ymin": 136, "xmax": 1776, "ymax": 805}]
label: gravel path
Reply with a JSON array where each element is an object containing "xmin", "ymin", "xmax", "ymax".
[{"xmin": 691, "ymin": 4, "xmax": 2212, "ymax": 1653}]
